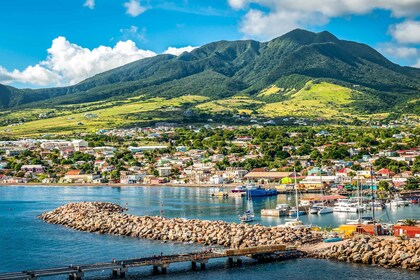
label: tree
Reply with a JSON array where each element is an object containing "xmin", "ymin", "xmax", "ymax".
[
  {"xmin": 405, "ymin": 177, "xmax": 419, "ymax": 190},
  {"xmin": 412, "ymin": 156, "xmax": 420, "ymax": 174},
  {"xmin": 378, "ymin": 181, "xmax": 389, "ymax": 192},
  {"xmin": 310, "ymin": 149, "xmax": 321, "ymax": 160}
]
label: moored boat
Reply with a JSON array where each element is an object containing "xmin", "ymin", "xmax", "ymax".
[{"xmin": 240, "ymin": 192, "xmax": 254, "ymax": 223}]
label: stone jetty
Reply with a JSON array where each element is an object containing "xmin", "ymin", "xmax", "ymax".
[
  {"xmin": 39, "ymin": 202, "xmax": 321, "ymax": 248},
  {"xmin": 312, "ymin": 235, "xmax": 420, "ymax": 271}
]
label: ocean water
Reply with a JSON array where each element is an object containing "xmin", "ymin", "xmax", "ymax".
[{"xmin": 0, "ymin": 186, "xmax": 419, "ymax": 279}]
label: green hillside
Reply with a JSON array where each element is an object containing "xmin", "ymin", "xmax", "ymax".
[{"xmin": 0, "ymin": 29, "xmax": 419, "ymax": 136}]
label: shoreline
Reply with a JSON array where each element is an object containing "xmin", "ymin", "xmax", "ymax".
[
  {"xmin": 39, "ymin": 202, "xmax": 420, "ymax": 271},
  {"xmin": 0, "ymin": 182, "xmax": 241, "ymax": 188}
]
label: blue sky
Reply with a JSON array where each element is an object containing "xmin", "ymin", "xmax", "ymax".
[{"xmin": 0, "ymin": 0, "xmax": 419, "ymax": 88}]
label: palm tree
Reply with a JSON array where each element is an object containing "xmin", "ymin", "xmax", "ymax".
[{"xmin": 401, "ymin": 219, "xmax": 417, "ymax": 226}]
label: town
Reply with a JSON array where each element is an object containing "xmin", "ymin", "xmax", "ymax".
[{"xmin": 0, "ymin": 124, "xmax": 418, "ymax": 194}]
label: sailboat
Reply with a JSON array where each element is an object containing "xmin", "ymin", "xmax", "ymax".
[
  {"xmin": 310, "ymin": 168, "xmax": 334, "ymax": 214},
  {"xmin": 279, "ymin": 169, "xmax": 310, "ymax": 229},
  {"xmin": 239, "ymin": 191, "xmax": 254, "ymax": 222},
  {"xmin": 346, "ymin": 176, "xmax": 366, "ymax": 224}
]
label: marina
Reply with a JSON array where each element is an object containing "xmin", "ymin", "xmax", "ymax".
[{"xmin": 0, "ymin": 186, "xmax": 419, "ymax": 280}]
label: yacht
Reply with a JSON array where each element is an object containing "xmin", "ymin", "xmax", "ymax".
[
  {"xmin": 317, "ymin": 205, "xmax": 334, "ymax": 214},
  {"xmin": 333, "ymin": 199, "xmax": 364, "ymax": 213},
  {"xmin": 386, "ymin": 195, "xmax": 411, "ymax": 207}
]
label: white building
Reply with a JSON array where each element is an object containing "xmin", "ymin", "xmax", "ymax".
[
  {"xmin": 72, "ymin": 140, "xmax": 89, "ymax": 151},
  {"xmin": 210, "ymin": 175, "xmax": 224, "ymax": 184}
]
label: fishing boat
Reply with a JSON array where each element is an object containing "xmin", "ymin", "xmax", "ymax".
[{"xmin": 239, "ymin": 192, "xmax": 254, "ymax": 223}]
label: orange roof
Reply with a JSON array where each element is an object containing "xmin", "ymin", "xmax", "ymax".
[{"xmin": 66, "ymin": 170, "xmax": 83, "ymax": 175}]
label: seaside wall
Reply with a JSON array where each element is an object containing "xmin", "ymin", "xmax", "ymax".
[
  {"xmin": 39, "ymin": 202, "xmax": 321, "ymax": 248},
  {"xmin": 313, "ymin": 235, "xmax": 420, "ymax": 271}
]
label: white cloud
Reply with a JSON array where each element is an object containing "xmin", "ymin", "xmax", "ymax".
[
  {"xmin": 378, "ymin": 43, "xmax": 419, "ymax": 59},
  {"xmin": 228, "ymin": 0, "xmax": 247, "ymax": 9},
  {"xmin": 389, "ymin": 20, "xmax": 420, "ymax": 44},
  {"xmin": 120, "ymin": 25, "xmax": 147, "ymax": 42},
  {"xmin": 83, "ymin": 0, "xmax": 95, "ymax": 9},
  {"xmin": 0, "ymin": 65, "xmax": 60, "ymax": 87},
  {"xmin": 227, "ymin": 0, "xmax": 420, "ymax": 39},
  {"xmin": 0, "ymin": 37, "xmax": 156, "ymax": 87},
  {"xmin": 124, "ymin": 0, "xmax": 147, "ymax": 17},
  {"xmin": 377, "ymin": 43, "xmax": 420, "ymax": 68},
  {"xmin": 0, "ymin": 37, "xmax": 203, "ymax": 87},
  {"xmin": 163, "ymin": 46, "xmax": 198, "ymax": 56}
]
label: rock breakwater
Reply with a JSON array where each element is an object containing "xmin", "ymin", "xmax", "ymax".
[
  {"xmin": 39, "ymin": 202, "xmax": 321, "ymax": 248},
  {"xmin": 313, "ymin": 235, "xmax": 420, "ymax": 271}
]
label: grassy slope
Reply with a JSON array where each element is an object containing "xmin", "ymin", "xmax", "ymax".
[
  {"xmin": 0, "ymin": 95, "xmax": 208, "ymax": 137},
  {"xmin": 0, "ymin": 81, "xmax": 395, "ymax": 137},
  {"xmin": 196, "ymin": 96, "xmax": 264, "ymax": 114},
  {"xmin": 258, "ymin": 81, "xmax": 362, "ymax": 118}
]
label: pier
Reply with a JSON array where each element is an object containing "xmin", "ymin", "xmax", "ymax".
[{"xmin": 0, "ymin": 245, "xmax": 299, "ymax": 280}]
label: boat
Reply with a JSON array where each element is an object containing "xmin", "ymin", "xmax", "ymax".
[
  {"xmin": 232, "ymin": 184, "xmax": 257, "ymax": 193},
  {"xmin": 386, "ymin": 195, "xmax": 411, "ymax": 207},
  {"xmin": 278, "ymin": 168, "xmax": 311, "ymax": 229},
  {"xmin": 318, "ymin": 205, "xmax": 334, "ymax": 214},
  {"xmin": 333, "ymin": 199, "xmax": 364, "ymax": 213},
  {"xmin": 289, "ymin": 208, "xmax": 306, "ymax": 217},
  {"xmin": 364, "ymin": 201, "xmax": 386, "ymax": 210},
  {"xmin": 275, "ymin": 203, "xmax": 289, "ymax": 211},
  {"xmin": 233, "ymin": 184, "xmax": 278, "ymax": 197},
  {"xmin": 309, "ymin": 205, "xmax": 320, "ymax": 214},
  {"xmin": 239, "ymin": 192, "xmax": 254, "ymax": 223},
  {"xmin": 324, "ymin": 236, "xmax": 343, "ymax": 243},
  {"xmin": 246, "ymin": 186, "xmax": 278, "ymax": 197}
]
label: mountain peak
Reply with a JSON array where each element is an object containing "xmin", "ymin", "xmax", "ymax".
[{"xmin": 276, "ymin": 29, "xmax": 339, "ymax": 45}]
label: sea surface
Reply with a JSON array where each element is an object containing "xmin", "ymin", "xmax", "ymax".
[{"xmin": 0, "ymin": 186, "xmax": 419, "ymax": 279}]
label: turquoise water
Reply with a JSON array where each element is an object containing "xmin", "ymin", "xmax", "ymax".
[{"xmin": 0, "ymin": 186, "xmax": 419, "ymax": 279}]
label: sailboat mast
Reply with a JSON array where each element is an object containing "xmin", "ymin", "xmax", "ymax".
[
  {"xmin": 357, "ymin": 176, "xmax": 361, "ymax": 224},
  {"xmin": 294, "ymin": 168, "xmax": 299, "ymax": 221},
  {"xmin": 370, "ymin": 165, "xmax": 376, "ymax": 235}
]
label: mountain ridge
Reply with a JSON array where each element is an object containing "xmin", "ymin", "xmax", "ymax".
[{"xmin": 1, "ymin": 29, "xmax": 419, "ymax": 113}]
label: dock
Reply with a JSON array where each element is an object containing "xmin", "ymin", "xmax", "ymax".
[
  {"xmin": 261, "ymin": 209, "xmax": 288, "ymax": 217},
  {"xmin": 0, "ymin": 245, "xmax": 298, "ymax": 280}
]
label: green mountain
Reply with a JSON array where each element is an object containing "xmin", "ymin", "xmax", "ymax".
[{"xmin": 1, "ymin": 29, "xmax": 419, "ymax": 114}]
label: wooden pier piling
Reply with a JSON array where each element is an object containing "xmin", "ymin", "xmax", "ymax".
[{"xmin": 0, "ymin": 245, "xmax": 297, "ymax": 280}]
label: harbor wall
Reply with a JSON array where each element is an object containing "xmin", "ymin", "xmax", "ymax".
[{"xmin": 39, "ymin": 202, "xmax": 321, "ymax": 249}]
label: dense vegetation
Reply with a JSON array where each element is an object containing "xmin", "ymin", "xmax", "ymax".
[{"xmin": 1, "ymin": 29, "xmax": 419, "ymax": 116}]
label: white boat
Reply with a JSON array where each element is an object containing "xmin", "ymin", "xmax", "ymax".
[
  {"xmin": 312, "ymin": 170, "xmax": 333, "ymax": 215},
  {"xmin": 309, "ymin": 206, "xmax": 319, "ymax": 214},
  {"xmin": 278, "ymin": 168, "xmax": 311, "ymax": 229},
  {"xmin": 364, "ymin": 201, "xmax": 385, "ymax": 210},
  {"xmin": 240, "ymin": 192, "xmax": 254, "ymax": 222},
  {"xmin": 318, "ymin": 205, "xmax": 334, "ymax": 214},
  {"xmin": 275, "ymin": 203, "xmax": 289, "ymax": 211},
  {"xmin": 386, "ymin": 195, "xmax": 411, "ymax": 207}
]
